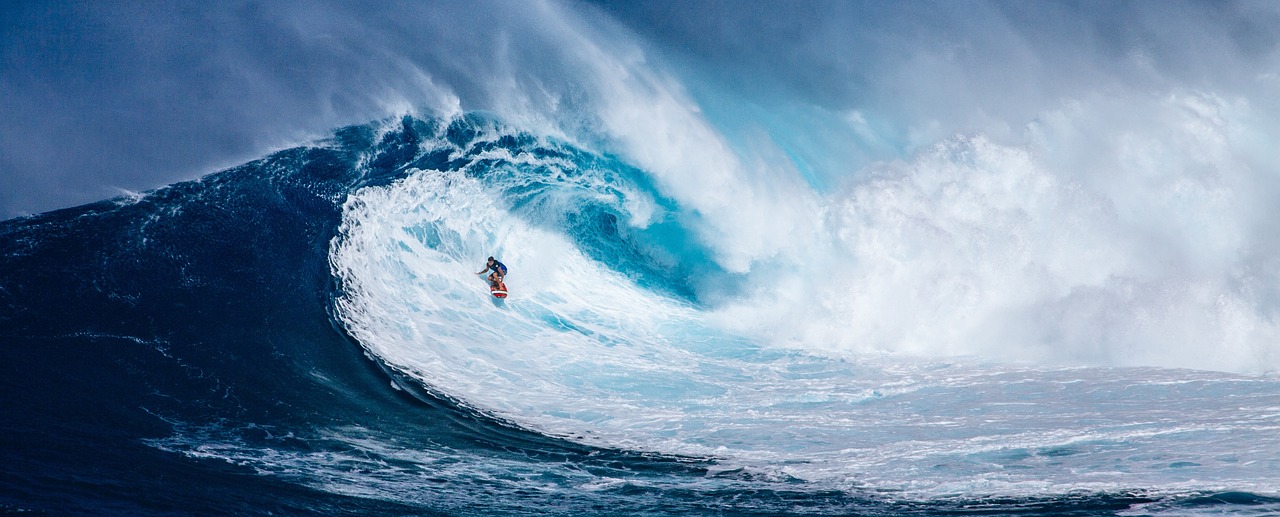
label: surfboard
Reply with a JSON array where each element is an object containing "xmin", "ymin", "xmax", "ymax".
[{"xmin": 490, "ymin": 283, "xmax": 508, "ymax": 299}]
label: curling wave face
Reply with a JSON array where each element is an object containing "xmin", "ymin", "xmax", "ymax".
[{"xmin": 328, "ymin": 114, "xmax": 1280, "ymax": 499}]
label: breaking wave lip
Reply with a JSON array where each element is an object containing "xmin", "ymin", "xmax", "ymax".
[{"xmin": 326, "ymin": 114, "xmax": 1280, "ymax": 502}]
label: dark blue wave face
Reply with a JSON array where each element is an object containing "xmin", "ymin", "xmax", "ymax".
[
  {"xmin": 0, "ymin": 116, "xmax": 706, "ymax": 515},
  {"xmin": 0, "ymin": 130, "xmax": 426, "ymax": 514},
  {"xmin": 0, "ymin": 114, "xmax": 1270, "ymax": 515}
]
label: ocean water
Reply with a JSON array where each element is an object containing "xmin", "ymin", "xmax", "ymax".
[
  {"xmin": 4, "ymin": 113, "xmax": 1280, "ymax": 515},
  {"xmin": 6, "ymin": 1, "xmax": 1280, "ymax": 514}
]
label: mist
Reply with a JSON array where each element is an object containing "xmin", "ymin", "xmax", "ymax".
[{"xmin": 5, "ymin": 1, "xmax": 1278, "ymax": 217}]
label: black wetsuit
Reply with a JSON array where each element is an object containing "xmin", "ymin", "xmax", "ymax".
[{"xmin": 484, "ymin": 260, "xmax": 508, "ymax": 276}]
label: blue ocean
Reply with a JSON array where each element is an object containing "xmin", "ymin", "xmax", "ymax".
[
  {"xmin": 4, "ymin": 2, "xmax": 1280, "ymax": 515},
  {"xmin": 3, "ymin": 112, "xmax": 1279, "ymax": 515}
]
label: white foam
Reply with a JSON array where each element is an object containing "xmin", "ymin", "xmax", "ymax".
[
  {"xmin": 329, "ymin": 160, "xmax": 1280, "ymax": 499},
  {"xmin": 714, "ymin": 91, "xmax": 1280, "ymax": 374},
  {"xmin": 434, "ymin": 1, "xmax": 1280, "ymax": 375}
]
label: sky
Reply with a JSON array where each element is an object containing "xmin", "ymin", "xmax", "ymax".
[{"xmin": 1, "ymin": 0, "xmax": 1278, "ymax": 218}]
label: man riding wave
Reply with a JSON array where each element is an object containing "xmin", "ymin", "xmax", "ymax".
[{"xmin": 477, "ymin": 256, "xmax": 507, "ymax": 290}]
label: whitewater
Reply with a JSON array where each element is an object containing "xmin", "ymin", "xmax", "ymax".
[
  {"xmin": 5, "ymin": 1, "xmax": 1280, "ymax": 515},
  {"xmin": 324, "ymin": 112, "xmax": 1280, "ymax": 506}
]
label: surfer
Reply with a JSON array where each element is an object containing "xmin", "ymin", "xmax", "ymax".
[{"xmin": 476, "ymin": 256, "xmax": 507, "ymax": 289}]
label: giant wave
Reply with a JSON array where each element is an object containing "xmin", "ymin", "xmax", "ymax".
[
  {"xmin": 4, "ymin": 111, "xmax": 1280, "ymax": 515},
  {"xmin": 328, "ymin": 112, "xmax": 1280, "ymax": 498}
]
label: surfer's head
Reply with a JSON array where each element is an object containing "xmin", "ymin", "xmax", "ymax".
[{"xmin": 487, "ymin": 256, "xmax": 495, "ymax": 264}]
